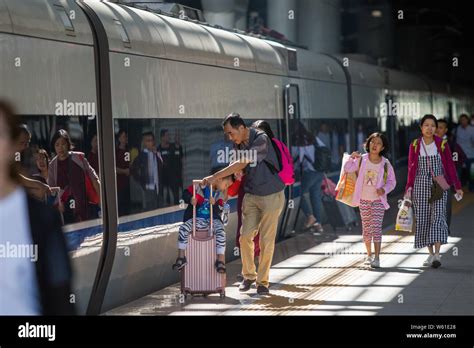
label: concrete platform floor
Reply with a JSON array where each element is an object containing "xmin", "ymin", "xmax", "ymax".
[{"xmin": 105, "ymin": 191, "xmax": 474, "ymax": 316}]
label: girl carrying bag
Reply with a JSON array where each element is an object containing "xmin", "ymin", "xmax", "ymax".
[
  {"xmin": 335, "ymin": 153, "xmax": 358, "ymax": 207},
  {"xmin": 421, "ymin": 140, "xmax": 450, "ymax": 203}
]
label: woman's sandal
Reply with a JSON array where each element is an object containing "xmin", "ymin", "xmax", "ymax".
[
  {"xmin": 215, "ymin": 260, "xmax": 226, "ymax": 274},
  {"xmin": 172, "ymin": 257, "xmax": 187, "ymax": 271}
]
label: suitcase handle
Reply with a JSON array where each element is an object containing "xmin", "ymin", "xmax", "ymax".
[{"xmin": 192, "ymin": 180, "xmax": 213, "ymax": 237}]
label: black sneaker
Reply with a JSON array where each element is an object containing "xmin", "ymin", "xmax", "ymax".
[
  {"xmin": 236, "ymin": 273, "xmax": 244, "ymax": 282},
  {"xmin": 172, "ymin": 257, "xmax": 187, "ymax": 271},
  {"xmin": 431, "ymin": 255, "xmax": 442, "ymax": 269},
  {"xmin": 257, "ymin": 285, "xmax": 270, "ymax": 295},
  {"xmin": 238, "ymin": 278, "xmax": 255, "ymax": 292}
]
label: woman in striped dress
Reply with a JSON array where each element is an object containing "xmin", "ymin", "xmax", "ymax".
[{"xmin": 405, "ymin": 115, "xmax": 463, "ymax": 268}]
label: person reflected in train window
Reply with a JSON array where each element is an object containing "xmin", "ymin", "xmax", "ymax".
[
  {"xmin": 131, "ymin": 131, "xmax": 163, "ymax": 211},
  {"xmin": 15, "ymin": 124, "xmax": 55, "ymax": 201},
  {"xmin": 0, "ymin": 100, "xmax": 75, "ymax": 315},
  {"xmin": 317, "ymin": 122, "xmax": 331, "ymax": 149},
  {"xmin": 48, "ymin": 129, "xmax": 101, "ymax": 224},
  {"xmin": 173, "ymin": 129, "xmax": 184, "ymax": 202},
  {"xmin": 158, "ymin": 129, "xmax": 180, "ymax": 206},
  {"xmin": 210, "ymin": 133, "xmax": 234, "ymax": 171},
  {"xmin": 32, "ymin": 149, "xmax": 49, "ymax": 184},
  {"xmin": 292, "ymin": 121, "xmax": 325, "ymax": 233},
  {"xmin": 17, "ymin": 124, "xmax": 39, "ymax": 178},
  {"xmin": 406, "ymin": 115, "xmax": 463, "ymax": 268},
  {"xmin": 87, "ymin": 133, "xmax": 99, "ymax": 175},
  {"xmin": 115, "ymin": 129, "xmax": 131, "ymax": 216},
  {"xmin": 330, "ymin": 124, "xmax": 345, "ymax": 170},
  {"xmin": 455, "ymin": 114, "xmax": 474, "ymax": 192}
]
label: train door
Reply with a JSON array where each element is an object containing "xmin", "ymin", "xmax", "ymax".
[{"xmin": 277, "ymin": 83, "xmax": 300, "ymax": 241}]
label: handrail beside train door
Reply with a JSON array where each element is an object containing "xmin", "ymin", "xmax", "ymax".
[{"xmin": 278, "ymin": 83, "xmax": 300, "ymax": 241}]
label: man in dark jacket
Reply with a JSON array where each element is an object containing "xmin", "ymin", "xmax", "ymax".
[{"xmin": 131, "ymin": 132, "xmax": 164, "ymax": 211}]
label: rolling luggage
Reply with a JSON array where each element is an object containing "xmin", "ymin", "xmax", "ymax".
[
  {"xmin": 181, "ymin": 180, "xmax": 226, "ymax": 299},
  {"xmin": 322, "ymin": 192, "xmax": 358, "ymax": 231}
]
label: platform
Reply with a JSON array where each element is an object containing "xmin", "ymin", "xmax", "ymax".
[{"xmin": 105, "ymin": 192, "xmax": 474, "ymax": 316}]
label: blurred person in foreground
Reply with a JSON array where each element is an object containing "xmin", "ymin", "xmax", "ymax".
[{"xmin": 0, "ymin": 99, "xmax": 75, "ymax": 315}]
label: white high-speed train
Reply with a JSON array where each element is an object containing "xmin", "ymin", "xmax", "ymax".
[{"xmin": 1, "ymin": 0, "xmax": 472, "ymax": 314}]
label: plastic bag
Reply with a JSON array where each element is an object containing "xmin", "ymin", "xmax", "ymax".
[
  {"xmin": 321, "ymin": 175, "xmax": 337, "ymax": 197},
  {"xmin": 395, "ymin": 196, "xmax": 414, "ymax": 232},
  {"xmin": 335, "ymin": 153, "xmax": 357, "ymax": 207}
]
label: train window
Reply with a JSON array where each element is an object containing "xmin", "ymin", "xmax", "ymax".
[
  {"xmin": 287, "ymin": 49, "xmax": 297, "ymax": 71},
  {"xmin": 54, "ymin": 5, "xmax": 75, "ymax": 34},
  {"xmin": 112, "ymin": 118, "xmax": 280, "ymax": 221},
  {"xmin": 295, "ymin": 118, "xmax": 349, "ymax": 172},
  {"xmin": 18, "ymin": 115, "xmax": 102, "ymax": 228},
  {"xmin": 114, "ymin": 20, "xmax": 131, "ymax": 47}
]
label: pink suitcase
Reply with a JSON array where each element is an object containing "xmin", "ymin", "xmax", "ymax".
[{"xmin": 181, "ymin": 180, "xmax": 226, "ymax": 299}]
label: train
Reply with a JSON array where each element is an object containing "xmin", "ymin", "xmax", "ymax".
[{"xmin": 1, "ymin": 0, "xmax": 473, "ymax": 314}]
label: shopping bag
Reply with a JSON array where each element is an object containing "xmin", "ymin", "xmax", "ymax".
[
  {"xmin": 335, "ymin": 153, "xmax": 357, "ymax": 207},
  {"xmin": 395, "ymin": 197, "xmax": 414, "ymax": 232},
  {"xmin": 321, "ymin": 175, "xmax": 337, "ymax": 197}
]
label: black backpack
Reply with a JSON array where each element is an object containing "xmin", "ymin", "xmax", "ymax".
[{"xmin": 305, "ymin": 140, "xmax": 332, "ymax": 172}]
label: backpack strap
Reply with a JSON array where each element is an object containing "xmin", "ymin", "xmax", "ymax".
[{"xmin": 254, "ymin": 131, "xmax": 281, "ymax": 174}]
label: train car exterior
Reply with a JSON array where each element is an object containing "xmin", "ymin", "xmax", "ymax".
[{"xmin": 1, "ymin": 0, "xmax": 472, "ymax": 314}]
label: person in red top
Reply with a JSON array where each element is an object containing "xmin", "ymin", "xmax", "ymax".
[
  {"xmin": 48, "ymin": 130, "xmax": 101, "ymax": 224},
  {"xmin": 405, "ymin": 114, "xmax": 463, "ymax": 268},
  {"xmin": 115, "ymin": 129, "xmax": 130, "ymax": 216}
]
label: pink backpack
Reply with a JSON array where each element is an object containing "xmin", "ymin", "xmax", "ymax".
[{"xmin": 272, "ymin": 138, "xmax": 295, "ymax": 186}]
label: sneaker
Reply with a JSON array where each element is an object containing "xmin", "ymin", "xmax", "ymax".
[
  {"xmin": 431, "ymin": 254, "xmax": 442, "ymax": 268},
  {"xmin": 364, "ymin": 256, "xmax": 373, "ymax": 265},
  {"xmin": 423, "ymin": 255, "xmax": 434, "ymax": 267},
  {"xmin": 256, "ymin": 285, "xmax": 270, "ymax": 295},
  {"xmin": 313, "ymin": 223, "xmax": 324, "ymax": 233},
  {"xmin": 236, "ymin": 273, "xmax": 244, "ymax": 282},
  {"xmin": 370, "ymin": 258, "xmax": 380, "ymax": 268},
  {"xmin": 304, "ymin": 216, "xmax": 317, "ymax": 229},
  {"xmin": 172, "ymin": 257, "xmax": 187, "ymax": 271},
  {"xmin": 238, "ymin": 278, "xmax": 255, "ymax": 292}
]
